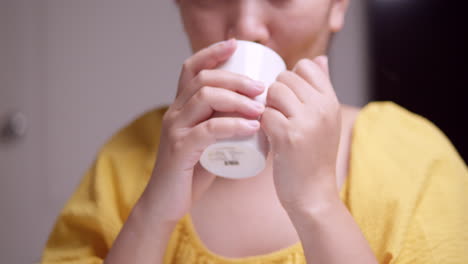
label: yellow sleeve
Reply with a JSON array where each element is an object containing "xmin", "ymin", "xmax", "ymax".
[
  {"xmin": 395, "ymin": 128, "xmax": 468, "ymax": 263},
  {"xmin": 40, "ymin": 154, "xmax": 124, "ymax": 264},
  {"xmin": 40, "ymin": 108, "xmax": 165, "ymax": 264}
]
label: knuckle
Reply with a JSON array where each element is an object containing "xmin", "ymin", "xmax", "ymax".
[
  {"xmin": 162, "ymin": 111, "xmax": 172, "ymax": 125},
  {"xmin": 197, "ymin": 86, "xmax": 211, "ymax": 101},
  {"xmin": 277, "ymin": 71, "xmax": 287, "ymax": 81},
  {"xmin": 268, "ymin": 81, "xmax": 279, "ymax": 91},
  {"xmin": 162, "ymin": 108, "xmax": 177, "ymax": 126},
  {"xmin": 266, "ymin": 89, "xmax": 275, "ymax": 104},
  {"xmin": 260, "ymin": 108, "xmax": 272, "ymax": 124},
  {"xmin": 296, "ymin": 58, "xmax": 318, "ymax": 76},
  {"xmin": 261, "ymin": 108, "xmax": 275, "ymax": 124},
  {"xmin": 163, "ymin": 126, "xmax": 183, "ymax": 150},
  {"xmin": 314, "ymin": 104, "xmax": 337, "ymax": 127},
  {"xmin": 266, "ymin": 83, "xmax": 280, "ymax": 102},
  {"xmin": 269, "ymin": 82, "xmax": 282, "ymax": 93},
  {"xmin": 277, "ymin": 70, "xmax": 292, "ymax": 82},
  {"xmin": 285, "ymin": 129, "xmax": 305, "ymax": 147},
  {"xmin": 235, "ymin": 118, "xmax": 245, "ymax": 128},
  {"xmin": 168, "ymin": 136, "xmax": 186, "ymax": 154},
  {"xmin": 296, "ymin": 58, "xmax": 312, "ymax": 69},
  {"xmin": 205, "ymin": 119, "xmax": 218, "ymax": 134},
  {"xmin": 196, "ymin": 69, "xmax": 210, "ymax": 84},
  {"xmin": 182, "ymin": 58, "xmax": 192, "ymax": 72}
]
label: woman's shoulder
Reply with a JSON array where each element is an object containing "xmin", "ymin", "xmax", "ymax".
[
  {"xmin": 88, "ymin": 105, "xmax": 169, "ymax": 187},
  {"xmin": 353, "ymin": 101, "xmax": 461, "ymax": 164},
  {"xmin": 346, "ymin": 102, "xmax": 468, "ymax": 263},
  {"xmin": 78, "ymin": 106, "xmax": 170, "ymax": 210},
  {"xmin": 347, "ymin": 100, "xmax": 465, "ymax": 221},
  {"xmin": 349, "ymin": 101, "xmax": 467, "ymax": 213},
  {"xmin": 100, "ymin": 105, "xmax": 169, "ymax": 156}
]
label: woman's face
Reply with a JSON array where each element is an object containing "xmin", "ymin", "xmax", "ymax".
[{"xmin": 177, "ymin": 0, "xmax": 349, "ymax": 69}]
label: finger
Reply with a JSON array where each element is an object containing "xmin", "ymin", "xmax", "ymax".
[
  {"xmin": 175, "ymin": 69, "xmax": 265, "ymax": 109},
  {"xmin": 314, "ymin": 55, "xmax": 330, "ymax": 77},
  {"xmin": 260, "ymin": 107, "xmax": 288, "ymax": 145},
  {"xmin": 186, "ymin": 117, "xmax": 261, "ymax": 152},
  {"xmin": 177, "ymin": 86, "xmax": 265, "ymax": 127},
  {"xmin": 276, "ymin": 70, "xmax": 320, "ymax": 103},
  {"xmin": 184, "ymin": 39, "xmax": 237, "ymax": 78},
  {"xmin": 293, "ymin": 58, "xmax": 335, "ymax": 96},
  {"xmin": 266, "ymin": 81, "xmax": 301, "ymax": 118},
  {"xmin": 176, "ymin": 39, "xmax": 237, "ymax": 98}
]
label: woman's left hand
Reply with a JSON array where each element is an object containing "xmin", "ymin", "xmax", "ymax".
[{"xmin": 261, "ymin": 56, "xmax": 342, "ymax": 214}]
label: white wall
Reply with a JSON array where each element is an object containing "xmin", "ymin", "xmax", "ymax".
[
  {"xmin": 1, "ymin": 1, "xmax": 48, "ymax": 263},
  {"xmin": 330, "ymin": 0, "xmax": 370, "ymax": 107}
]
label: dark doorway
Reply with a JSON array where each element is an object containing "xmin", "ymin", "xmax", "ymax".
[{"xmin": 367, "ymin": 0, "xmax": 468, "ymax": 162}]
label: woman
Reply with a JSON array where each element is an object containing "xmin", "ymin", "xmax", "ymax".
[{"xmin": 41, "ymin": 0, "xmax": 468, "ymax": 263}]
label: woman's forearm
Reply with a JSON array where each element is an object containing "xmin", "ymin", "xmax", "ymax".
[
  {"xmin": 288, "ymin": 194, "xmax": 378, "ymax": 264},
  {"xmin": 103, "ymin": 193, "xmax": 176, "ymax": 264}
]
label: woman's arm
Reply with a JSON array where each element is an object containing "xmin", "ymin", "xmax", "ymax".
[
  {"xmin": 103, "ymin": 192, "xmax": 176, "ymax": 264},
  {"xmin": 287, "ymin": 192, "xmax": 377, "ymax": 264},
  {"xmin": 261, "ymin": 56, "xmax": 378, "ymax": 263}
]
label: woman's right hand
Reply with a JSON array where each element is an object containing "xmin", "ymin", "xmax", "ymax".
[
  {"xmin": 140, "ymin": 39, "xmax": 266, "ymax": 223},
  {"xmin": 103, "ymin": 39, "xmax": 265, "ymax": 264}
]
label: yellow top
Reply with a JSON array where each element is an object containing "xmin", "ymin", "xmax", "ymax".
[{"xmin": 40, "ymin": 102, "xmax": 468, "ymax": 264}]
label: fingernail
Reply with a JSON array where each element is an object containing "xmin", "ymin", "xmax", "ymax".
[
  {"xmin": 252, "ymin": 80, "xmax": 265, "ymax": 92},
  {"xmin": 224, "ymin": 38, "xmax": 236, "ymax": 48},
  {"xmin": 213, "ymin": 38, "xmax": 234, "ymax": 49},
  {"xmin": 251, "ymin": 100, "xmax": 265, "ymax": 111},
  {"xmin": 245, "ymin": 120, "xmax": 260, "ymax": 128}
]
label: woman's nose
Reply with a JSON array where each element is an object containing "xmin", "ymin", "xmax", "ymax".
[{"xmin": 226, "ymin": 1, "xmax": 270, "ymax": 45}]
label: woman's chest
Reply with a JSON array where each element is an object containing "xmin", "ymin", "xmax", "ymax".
[{"xmin": 188, "ymin": 188, "xmax": 302, "ymax": 259}]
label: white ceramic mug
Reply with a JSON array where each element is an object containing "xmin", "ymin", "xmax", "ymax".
[{"xmin": 199, "ymin": 40, "xmax": 286, "ymax": 179}]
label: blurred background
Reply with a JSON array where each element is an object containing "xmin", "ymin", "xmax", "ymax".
[{"xmin": 0, "ymin": 0, "xmax": 465, "ymax": 263}]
